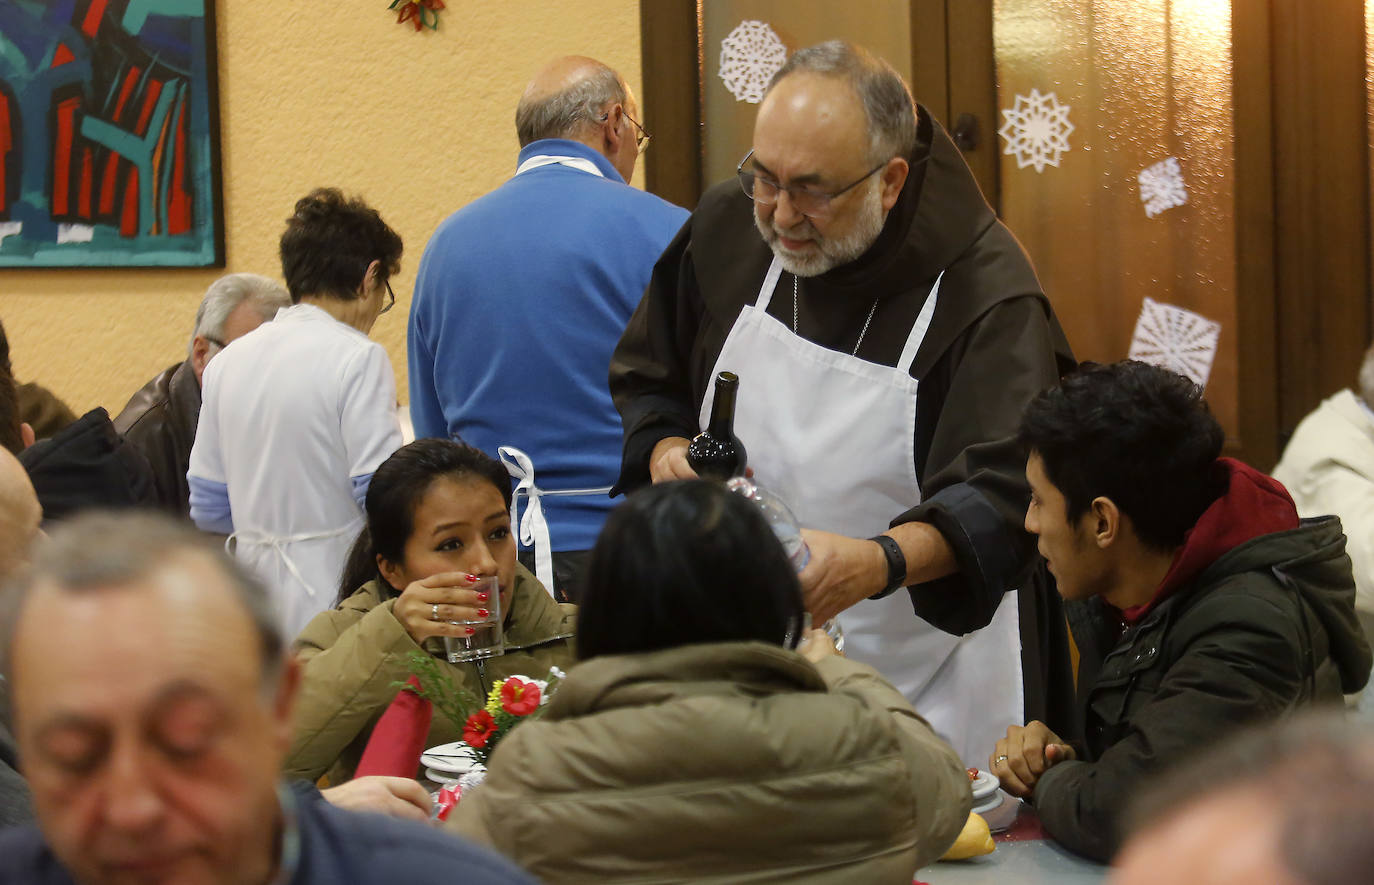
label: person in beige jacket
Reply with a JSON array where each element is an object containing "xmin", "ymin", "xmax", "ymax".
[
  {"xmin": 1273, "ymin": 344, "xmax": 1374, "ymax": 649},
  {"xmin": 286, "ymin": 440, "xmax": 575, "ymax": 785},
  {"xmin": 448, "ymin": 480, "xmax": 971, "ymax": 883}
]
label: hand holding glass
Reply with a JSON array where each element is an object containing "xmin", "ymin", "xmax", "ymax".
[{"xmin": 443, "ymin": 575, "xmax": 504, "ymax": 663}]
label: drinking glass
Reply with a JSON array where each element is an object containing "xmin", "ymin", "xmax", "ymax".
[{"xmin": 443, "ymin": 575, "xmax": 504, "ymax": 663}]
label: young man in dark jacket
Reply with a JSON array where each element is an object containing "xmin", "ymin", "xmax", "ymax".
[{"xmin": 989, "ymin": 360, "xmax": 1372, "ymax": 862}]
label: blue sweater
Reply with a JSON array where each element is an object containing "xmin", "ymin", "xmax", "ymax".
[{"xmin": 409, "ymin": 140, "xmax": 688, "ymax": 552}]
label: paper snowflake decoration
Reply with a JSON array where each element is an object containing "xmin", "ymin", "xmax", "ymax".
[
  {"xmin": 1138, "ymin": 157, "xmax": 1188, "ymax": 218},
  {"xmin": 719, "ymin": 20, "xmax": 788, "ymax": 104},
  {"xmin": 1128, "ymin": 297, "xmax": 1222, "ymax": 388},
  {"xmin": 997, "ymin": 89, "xmax": 1074, "ymax": 173}
]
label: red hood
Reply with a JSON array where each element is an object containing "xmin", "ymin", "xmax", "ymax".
[{"xmin": 1120, "ymin": 458, "xmax": 1299, "ymax": 625}]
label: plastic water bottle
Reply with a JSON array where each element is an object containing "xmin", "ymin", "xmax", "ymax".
[{"xmin": 725, "ymin": 477, "xmax": 843, "ymax": 652}]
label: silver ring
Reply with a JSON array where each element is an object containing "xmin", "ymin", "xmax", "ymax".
[
  {"xmin": 431, "ymin": 603, "xmax": 440, "ymax": 621},
  {"xmin": 994, "ymin": 754, "xmax": 1009, "ymax": 764}
]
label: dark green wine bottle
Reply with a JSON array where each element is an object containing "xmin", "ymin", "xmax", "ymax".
[{"xmin": 687, "ymin": 371, "xmax": 747, "ymax": 480}]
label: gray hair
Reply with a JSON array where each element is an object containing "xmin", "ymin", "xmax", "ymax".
[
  {"xmin": 1126, "ymin": 712, "xmax": 1374, "ymax": 884},
  {"xmin": 766, "ymin": 40, "xmax": 918, "ymax": 165},
  {"xmin": 515, "ymin": 63, "xmax": 627, "ymax": 147},
  {"xmin": 0, "ymin": 512, "xmax": 286, "ymax": 720},
  {"xmin": 1359, "ymin": 344, "xmax": 1374, "ymax": 408},
  {"xmin": 187, "ymin": 273, "xmax": 290, "ymax": 359}
]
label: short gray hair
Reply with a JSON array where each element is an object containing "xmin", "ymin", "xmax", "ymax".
[
  {"xmin": 1126, "ymin": 712, "xmax": 1374, "ymax": 884},
  {"xmin": 767, "ymin": 40, "xmax": 918, "ymax": 165},
  {"xmin": 515, "ymin": 63, "xmax": 627, "ymax": 147},
  {"xmin": 1359, "ymin": 344, "xmax": 1374, "ymax": 407},
  {"xmin": 0, "ymin": 512, "xmax": 286, "ymax": 715},
  {"xmin": 187, "ymin": 273, "xmax": 290, "ymax": 359}
]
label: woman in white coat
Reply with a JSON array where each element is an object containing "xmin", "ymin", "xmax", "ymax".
[{"xmin": 189, "ymin": 188, "xmax": 405, "ymax": 640}]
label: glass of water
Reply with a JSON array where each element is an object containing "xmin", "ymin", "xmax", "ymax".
[{"xmin": 443, "ymin": 575, "xmax": 504, "ymax": 663}]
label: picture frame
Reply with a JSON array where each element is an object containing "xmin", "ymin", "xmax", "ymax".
[{"xmin": 0, "ymin": 0, "xmax": 224, "ymax": 268}]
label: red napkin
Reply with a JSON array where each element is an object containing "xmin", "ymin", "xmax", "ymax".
[{"xmin": 353, "ymin": 676, "xmax": 433, "ymax": 779}]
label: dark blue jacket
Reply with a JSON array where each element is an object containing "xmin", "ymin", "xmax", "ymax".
[{"xmin": 0, "ymin": 781, "xmax": 538, "ymax": 884}]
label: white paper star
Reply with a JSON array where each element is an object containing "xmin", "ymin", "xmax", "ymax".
[
  {"xmin": 997, "ymin": 88, "xmax": 1074, "ymax": 173},
  {"xmin": 719, "ymin": 20, "xmax": 788, "ymax": 104},
  {"xmin": 1138, "ymin": 157, "xmax": 1189, "ymax": 218},
  {"xmin": 1128, "ymin": 297, "xmax": 1222, "ymax": 389}
]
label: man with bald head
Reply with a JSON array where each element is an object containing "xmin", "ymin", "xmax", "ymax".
[
  {"xmin": 0, "ymin": 512, "xmax": 535, "ymax": 882},
  {"xmin": 610, "ymin": 40, "xmax": 1074, "ymax": 764},
  {"xmin": 408, "ymin": 56, "xmax": 686, "ymax": 603}
]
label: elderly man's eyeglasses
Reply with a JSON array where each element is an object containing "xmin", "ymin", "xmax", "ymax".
[
  {"xmin": 379, "ymin": 279, "xmax": 395, "ymax": 315},
  {"xmin": 600, "ymin": 108, "xmax": 651, "ymax": 154},
  {"xmin": 737, "ymin": 149, "xmax": 886, "ymax": 219}
]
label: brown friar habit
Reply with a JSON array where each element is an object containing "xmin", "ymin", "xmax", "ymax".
[{"xmin": 610, "ymin": 107, "xmax": 1079, "ymax": 730}]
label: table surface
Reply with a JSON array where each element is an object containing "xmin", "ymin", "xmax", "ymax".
[
  {"xmin": 916, "ymin": 796, "xmax": 1107, "ymax": 884},
  {"xmin": 917, "ymin": 685, "xmax": 1374, "ymax": 884}
]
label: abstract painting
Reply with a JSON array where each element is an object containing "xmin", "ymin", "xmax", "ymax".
[{"xmin": 0, "ymin": 0, "xmax": 222, "ymax": 267}]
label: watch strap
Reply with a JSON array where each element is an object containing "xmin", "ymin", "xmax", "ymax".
[{"xmin": 868, "ymin": 534, "xmax": 907, "ymax": 599}]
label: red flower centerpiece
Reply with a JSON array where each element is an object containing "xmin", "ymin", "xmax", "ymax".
[
  {"xmin": 462, "ymin": 709, "xmax": 497, "ymax": 748},
  {"xmin": 501, "ymin": 677, "xmax": 541, "ymax": 716}
]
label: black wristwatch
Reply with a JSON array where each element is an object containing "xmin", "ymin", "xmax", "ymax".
[{"xmin": 868, "ymin": 534, "xmax": 907, "ymax": 600}]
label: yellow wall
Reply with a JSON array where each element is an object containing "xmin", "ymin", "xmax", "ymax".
[{"xmin": 0, "ymin": 0, "xmax": 645, "ymax": 414}]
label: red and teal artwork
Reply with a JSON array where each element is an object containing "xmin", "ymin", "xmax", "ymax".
[{"xmin": 0, "ymin": 0, "xmax": 222, "ymax": 267}]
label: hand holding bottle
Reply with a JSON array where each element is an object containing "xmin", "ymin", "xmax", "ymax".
[{"xmin": 650, "ymin": 436, "xmax": 697, "ymax": 483}]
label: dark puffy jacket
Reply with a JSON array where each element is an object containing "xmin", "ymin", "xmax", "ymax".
[
  {"xmin": 1036, "ymin": 515, "xmax": 1373, "ymax": 861},
  {"xmin": 19, "ymin": 407, "xmax": 158, "ymax": 523}
]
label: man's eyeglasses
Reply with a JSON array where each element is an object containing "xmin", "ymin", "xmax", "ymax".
[
  {"xmin": 736, "ymin": 149, "xmax": 885, "ymax": 220},
  {"xmin": 601, "ymin": 108, "xmax": 651, "ymax": 154},
  {"xmin": 378, "ymin": 279, "xmax": 395, "ymax": 315}
]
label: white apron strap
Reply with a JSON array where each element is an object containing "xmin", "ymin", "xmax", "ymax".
[
  {"xmin": 226, "ymin": 522, "xmax": 358, "ymax": 600},
  {"xmin": 755, "ymin": 256, "xmax": 785, "ymax": 312},
  {"xmin": 514, "ymin": 155, "xmax": 605, "ymax": 177},
  {"xmin": 897, "ymin": 271, "xmax": 944, "ymax": 374},
  {"xmin": 498, "ymin": 446, "xmax": 566, "ymax": 597}
]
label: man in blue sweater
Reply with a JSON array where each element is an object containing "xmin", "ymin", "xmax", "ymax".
[{"xmin": 408, "ymin": 56, "xmax": 688, "ymax": 602}]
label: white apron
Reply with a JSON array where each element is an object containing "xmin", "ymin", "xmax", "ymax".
[
  {"xmin": 492, "ymin": 155, "xmax": 614, "ymax": 595},
  {"xmin": 228, "ymin": 520, "xmax": 361, "ymax": 641},
  {"xmin": 700, "ymin": 256, "xmax": 1023, "ymax": 764}
]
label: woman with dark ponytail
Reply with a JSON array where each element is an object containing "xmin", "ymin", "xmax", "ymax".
[{"xmin": 285, "ymin": 439, "xmax": 576, "ymax": 784}]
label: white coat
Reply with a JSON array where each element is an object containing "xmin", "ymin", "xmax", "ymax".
[
  {"xmin": 1273, "ymin": 388, "xmax": 1374, "ymax": 615},
  {"xmin": 189, "ymin": 304, "xmax": 403, "ymax": 639}
]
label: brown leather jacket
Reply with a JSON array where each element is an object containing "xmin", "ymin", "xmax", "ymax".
[{"xmin": 113, "ymin": 361, "xmax": 200, "ymax": 516}]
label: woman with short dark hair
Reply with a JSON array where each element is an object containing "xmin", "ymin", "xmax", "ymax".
[
  {"xmin": 448, "ymin": 480, "xmax": 971, "ymax": 883},
  {"xmin": 189, "ymin": 188, "xmax": 405, "ymax": 639}
]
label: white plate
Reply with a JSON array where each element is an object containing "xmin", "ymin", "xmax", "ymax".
[
  {"xmin": 970, "ymin": 769, "xmax": 1000, "ymax": 800},
  {"xmin": 425, "ymin": 767, "xmax": 461, "ymax": 785},
  {"xmin": 972, "ymin": 791, "xmax": 1005, "ymax": 815},
  {"xmin": 420, "ymin": 741, "xmax": 479, "ymax": 775}
]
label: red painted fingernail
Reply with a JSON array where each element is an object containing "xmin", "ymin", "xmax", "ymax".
[
  {"xmin": 476, "ymin": 609, "xmax": 489, "ymax": 618},
  {"xmin": 476, "ymin": 592, "xmax": 489, "ymax": 602},
  {"xmin": 465, "ymin": 627, "xmax": 476, "ymax": 635},
  {"xmin": 465, "ymin": 574, "xmax": 479, "ymax": 582}
]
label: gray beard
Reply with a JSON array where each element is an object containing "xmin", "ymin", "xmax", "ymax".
[{"xmin": 754, "ymin": 181, "xmax": 887, "ymax": 278}]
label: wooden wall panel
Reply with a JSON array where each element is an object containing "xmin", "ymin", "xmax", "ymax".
[
  {"xmin": 1270, "ymin": 0, "xmax": 1371, "ymax": 438},
  {"xmin": 640, "ymin": 0, "xmax": 702, "ymax": 209}
]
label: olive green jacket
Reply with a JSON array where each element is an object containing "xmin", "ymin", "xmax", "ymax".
[
  {"xmin": 448, "ymin": 642, "xmax": 971, "ymax": 884},
  {"xmin": 285, "ymin": 566, "xmax": 576, "ymax": 784}
]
